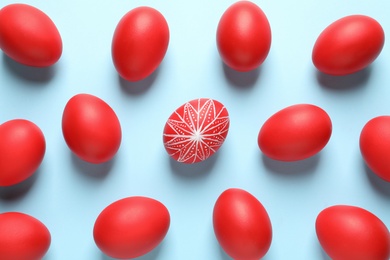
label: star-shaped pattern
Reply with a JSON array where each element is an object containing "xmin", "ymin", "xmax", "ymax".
[{"xmin": 163, "ymin": 98, "xmax": 230, "ymax": 164}]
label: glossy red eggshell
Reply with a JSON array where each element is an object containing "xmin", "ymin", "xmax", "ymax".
[
  {"xmin": 0, "ymin": 119, "xmax": 45, "ymax": 186},
  {"xmin": 258, "ymin": 104, "xmax": 332, "ymax": 161},
  {"xmin": 0, "ymin": 212, "xmax": 51, "ymax": 260},
  {"xmin": 112, "ymin": 6, "xmax": 169, "ymax": 82},
  {"xmin": 62, "ymin": 94, "xmax": 122, "ymax": 164},
  {"xmin": 213, "ymin": 188, "xmax": 272, "ymax": 260},
  {"xmin": 316, "ymin": 205, "xmax": 390, "ymax": 260},
  {"xmin": 93, "ymin": 196, "xmax": 170, "ymax": 259},
  {"xmin": 360, "ymin": 116, "xmax": 390, "ymax": 182},
  {"xmin": 0, "ymin": 3, "xmax": 62, "ymax": 67},
  {"xmin": 312, "ymin": 15, "xmax": 384, "ymax": 76},
  {"xmin": 163, "ymin": 98, "xmax": 230, "ymax": 164},
  {"xmin": 217, "ymin": 1, "xmax": 271, "ymax": 72}
]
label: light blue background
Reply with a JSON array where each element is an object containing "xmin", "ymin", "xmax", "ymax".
[{"xmin": 1, "ymin": 0, "xmax": 389, "ymax": 259}]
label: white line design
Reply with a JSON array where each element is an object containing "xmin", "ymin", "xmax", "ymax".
[{"xmin": 163, "ymin": 98, "xmax": 229, "ymax": 164}]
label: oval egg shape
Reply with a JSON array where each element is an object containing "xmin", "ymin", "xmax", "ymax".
[
  {"xmin": 312, "ymin": 15, "xmax": 384, "ymax": 76},
  {"xmin": 0, "ymin": 212, "xmax": 51, "ymax": 259},
  {"xmin": 0, "ymin": 3, "xmax": 62, "ymax": 67},
  {"xmin": 163, "ymin": 98, "xmax": 230, "ymax": 164},
  {"xmin": 0, "ymin": 119, "xmax": 45, "ymax": 186},
  {"xmin": 258, "ymin": 104, "xmax": 332, "ymax": 161},
  {"xmin": 112, "ymin": 6, "xmax": 169, "ymax": 82},
  {"xmin": 213, "ymin": 188, "xmax": 272, "ymax": 259},
  {"xmin": 360, "ymin": 116, "xmax": 390, "ymax": 182},
  {"xmin": 316, "ymin": 205, "xmax": 390, "ymax": 260},
  {"xmin": 93, "ymin": 196, "xmax": 170, "ymax": 259},
  {"xmin": 217, "ymin": 1, "xmax": 271, "ymax": 72},
  {"xmin": 62, "ymin": 94, "xmax": 122, "ymax": 164}
]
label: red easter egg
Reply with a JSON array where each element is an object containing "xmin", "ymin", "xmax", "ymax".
[
  {"xmin": 360, "ymin": 116, "xmax": 390, "ymax": 182},
  {"xmin": 258, "ymin": 104, "xmax": 332, "ymax": 161},
  {"xmin": 0, "ymin": 212, "xmax": 51, "ymax": 259},
  {"xmin": 112, "ymin": 6, "xmax": 169, "ymax": 82},
  {"xmin": 312, "ymin": 15, "xmax": 384, "ymax": 76},
  {"xmin": 0, "ymin": 119, "xmax": 45, "ymax": 186},
  {"xmin": 213, "ymin": 188, "xmax": 272, "ymax": 259},
  {"xmin": 316, "ymin": 205, "xmax": 390, "ymax": 260},
  {"xmin": 217, "ymin": 1, "xmax": 271, "ymax": 72},
  {"xmin": 0, "ymin": 3, "xmax": 62, "ymax": 67},
  {"xmin": 62, "ymin": 94, "xmax": 122, "ymax": 164},
  {"xmin": 93, "ymin": 196, "xmax": 170, "ymax": 259}
]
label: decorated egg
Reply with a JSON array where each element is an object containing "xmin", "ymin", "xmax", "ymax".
[
  {"xmin": 163, "ymin": 98, "xmax": 230, "ymax": 164},
  {"xmin": 0, "ymin": 3, "xmax": 62, "ymax": 67}
]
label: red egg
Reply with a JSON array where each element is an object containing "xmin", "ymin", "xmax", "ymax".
[
  {"xmin": 163, "ymin": 98, "xmax": 230, "ymax": 164},
  {"xmin": 360, "ymin": 116, "xmax": 390, "ymax": 182},
  {"xmin": 93, "ymin": 196, "xmax": 170, "ymax": 259},
  {"xmin": 0, "ymin": 119, "xmax": 45, "ymax": 186},
  {"xmin": 62, "ymin": 94, "xmax": 122, "ymax": 164},
  {"xmin": 312, "ymin": 15, "xmax": 384, "ymax": 76},
  {"xmin": 0, "ymin": 3, "xmax": 62, "ymax": 67},
  {"xmin": 112, "ymin": 6, "xmax": 169, "ymax": 82},
  {"xmin": 316, "ymin": 205, "xmax": 390, "ymax": 260},
  {"xmin": 258, "ymin": 104, "xmax": 332, "ymax": 161},
  {"xmin": 0, "ymin": 212, "xmax": 51, "ymax": 259},
  {"xmin": 213, "ymin": 188, "xmax": 272, "ymax": 259},
  {"xmin": 217, "ymin": 1, "xmax": 271, "ymax": 72}
]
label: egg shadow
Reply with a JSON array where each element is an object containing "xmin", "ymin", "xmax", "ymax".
[
  {"xmin": 70, "ymin": 152, "xmax": 114, "ymax": 179},
  {"xmin": 118, "ymin": 66, "xmax": 160, "ymax": 96},
  {"xmin": 208, "ymin": 224, "xmax": 231, "ymax": 260},
  {"xmin": 217, "ymin": 243, "xmax": 233, "ymax": 260},
  {"xmin": 315, "ymin": 66, "xmax": 372, "ymax": 90},
  {"xmin": 218, "ymin": 245, "xmax": 232, "ymax": 260},
  {"xmin": 222, "ymin": 62, "xmax": 261, "ymax": 89},
  {"xmin": 100, "ymin": 239, "xmax": 165, "ymax": 260},
  {"xmin": 169, "ymin": 151, "xmax": 220, "ymax": 180},
  {"xmin": 0, "ymin": 168, "xmax": 40, "ymax": 200},
  {"xmin": 2, "ymin": 53, "xmax": 57, "ymax": 83},
  {"xmin": 363, "ymin": 160, "xmax": 390, "ymax": 198},
  {"xmin": 261, "ymin": 153, "xmax": 321, "ymax": 177},
  {"xmin": 319, "ymin": 248, "xmax": 331, "ymax": 260},
  {"xmin": 314, "ymin": 236, "xmax": 331, "ymax": 260}
]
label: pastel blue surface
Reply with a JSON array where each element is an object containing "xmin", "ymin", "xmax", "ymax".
[{"xmin": 1, "ymin": 0, "xmax": 390, "ymax": 259}]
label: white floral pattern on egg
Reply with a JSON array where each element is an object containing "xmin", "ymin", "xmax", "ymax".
[{"xmin": 163, "ymin": 98, "xmax": 229, "ymax": 164}]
